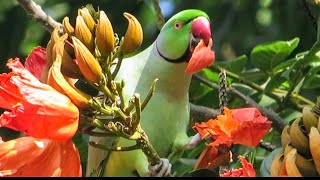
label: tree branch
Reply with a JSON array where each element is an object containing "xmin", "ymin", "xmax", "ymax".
[
  {"xmin": 190, "ymin": 103, "xmax": 220, "ymax": 123},
  {"xmin": 152, "ymin": 0, "xmax": 165, "ymax": 30},
  {"xmin": 17, "ymin": 0, "xmax": 61, "ymax": 33},
  {"xmin": 192, "ymin": 74, "xmax": 288, "ymax": 132},
  {"xmin": 211, "ymin": 66, "xmax": 314, "ymax": 111}
]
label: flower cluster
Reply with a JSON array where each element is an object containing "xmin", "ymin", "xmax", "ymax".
[
  {"xmin": 0, "ymin": 5, "xmax": 145, "ymax": 177},
  {"xmin": 193, "ymin": 107, "xmax": 272, "ymax": 176}
]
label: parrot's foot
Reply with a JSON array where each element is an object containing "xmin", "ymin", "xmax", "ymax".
[
  {"xmin": 185, "ymin": 133, "xmax": 202, "ymax": 150},
  {"xmin": 147, "ymin": 158, "xmax": 172, "ymax": 177}
]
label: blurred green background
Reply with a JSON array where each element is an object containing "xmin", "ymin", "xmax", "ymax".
[{"xmin": 0, "ymin": 0, "xmax": 320, "ymax": 176}]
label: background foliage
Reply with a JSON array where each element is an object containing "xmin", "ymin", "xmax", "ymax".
[{"xmin": 0, "ymin": 0, "xmax": 320, "ymax": 177}]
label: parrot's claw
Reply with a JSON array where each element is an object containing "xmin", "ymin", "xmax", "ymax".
[{"xmin": 147, "ymin": 158, "xmax": 172, "ymax": 177}]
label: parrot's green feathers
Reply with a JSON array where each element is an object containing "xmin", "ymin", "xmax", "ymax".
[{"xmin": 157, "ymin": 9, "xmax": 210, "ymax": 60}]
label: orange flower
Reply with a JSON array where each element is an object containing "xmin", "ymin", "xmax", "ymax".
[
  {"xmin": 0, "ymin": 136, "xmax": 82, "ymax": 177},
  {"xmin": 193, "ymin": 107, "xmax": 271, "ymax": 170},
  {"xmin": 220, "ymin": 155, "xmax": 256, "ymax": 177},
  {"xmin": 194, "ymin": 107, "xmax": 271, "ymax": 147},
  {"xmin": 0, "ymin": 58, "xmax": 79, "ymax": 141}
]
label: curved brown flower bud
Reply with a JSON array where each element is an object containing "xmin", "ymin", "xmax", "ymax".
[
  {"xmin": 40, "ymin": 39, "xmax": 54, "ymax": 83},
  {"xmin": 78, "ymin": 7, "xmax": 96, "ymax": 34},
  {"xmin": 50, "ymin": 26, "xmax": 61, "ymax": 45},
  {"xmin": 46, "ymin": 40, "xmax": 54, "ymax": 65},
  {"xmin": 52, "ymin": 36, "xmax": 83, "ymax": 79},
  {"xmin": 42, "ymin": 27, "xmax": 61, "ymax": 83},
  {"xmin": 62, "ymin": 16, "xmax": 75, "ymax": 37},
  {"xmin": 72, "ymin": 36, "xmax": 103, "ymax": 83},
  {"xmin": 51, "ymin": 33, "xmax": 68, "ymax": 60},
  {"xmin": 47, "ymin": 54, "xmax": 91, "ymax": 109},
  {"xmin": 75, "ymin": 15, "xmax": 95, "ymax": 52},
  {"xmin": 95, "ymin": 10, "xmax": 115, "ymax": 57},
  {"xmin": 121, "ymin": 12, "xmax": 143, "ymax": 54}
]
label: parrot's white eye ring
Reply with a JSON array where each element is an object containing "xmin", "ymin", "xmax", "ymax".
[{"xmin": 173, "ymin": 21, "xmax": 183, "ymax": 30}]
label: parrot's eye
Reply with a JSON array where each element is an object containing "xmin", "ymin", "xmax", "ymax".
[{"xmin": 173, "ymin": 21, "xmax": 183, "ymax": 30}]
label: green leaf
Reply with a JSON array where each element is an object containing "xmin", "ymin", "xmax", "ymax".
[
  {"xmin": 250, "ymin": 37, "xmax": 299, "ymax": 74},
  {"xmin": 215, "ymin": 55, "xmax": 248, "ymax": 75},
  {"xmin": 258, "ymin": 94, "xmax": 277, "ymax": 108},
  {"xmin": 278, "ymin": 108, "xmax": 301, "ymax": 123},
  {"xmin": 273, "ymin": 57, "xmax": 297, "ymax": 73},
  {"xmin": 264, "ymin": 73, "xmax": 287, "ymax": 93},
  {"xmin": 303, "ymin": 74, "xmax": 320, "ymax": 89},
  {"xmin": 202, "ymin": 68, "xmax": 219, "ymax": 83},
  {"xmin": 189, "ymin": 79, "xmax": 213, "ymax": 102},
  {"xmin": 300, "ymin": 61, "xmax": 320, "ymax": 89},
  {"xmin": 241, "ymin": 70, "xmax": 269, "ymax": 84},
  {"xmin": 284, "ymin": 41, "xmax": 320, "ymax": 80},
  {"xmin": 73, "ymin": 133, "xmax": 89, "ymax": 176}
]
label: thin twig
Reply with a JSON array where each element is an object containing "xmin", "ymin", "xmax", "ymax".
[
  {"xmin": 152, "ymin": 0, "xmax": 165, "ymax": 30},
  {"xmin": 259, "ymin": 140, "xmax": 276, "ymax": 152},
  {"xmin": 17, "ymin": 0, "xmax": 62, "ymax": 33},
  {"xmin": 302, "ymin": 0, "xmax": 317, "ymax": 31},
  {"xmin": 192, "ymin": 74, "xmax": 288, "ymax": 132},
  {"xmin": 189, "ymin": 103, "xmax": 220, "ymax": 123},
  {"xmin": 211, "ymin": 66, "xmax": 313, "ymax": 111}
]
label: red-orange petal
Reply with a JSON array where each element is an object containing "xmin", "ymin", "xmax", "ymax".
[
  {"xmin": 220, "ymin": 155, "xmax": 256, "ymax": 177},
  {"xmin": 0, "ymin": 137, "xmax": 82, "ymax": 177},
  {"xmin": 194, "ymin": 146, "xmax": 231, "ymax": 170},
  {"xmin": 238, "ymin": 155, "xmax": 256, "ymax": 177},
  {"xmin": 0, "ymin": 73, "xmax": 24, "ymax": 110},
  {"xmin": 232, "ymin": 120, "xmax": 271, "ymax": 147},
  {"xmin": 24, "ymin": 46, "xmax": 47, "ymax": 80},
  {"xmin": 231, "ymin": 108, "xmax": 271, "ymax": 147},
  {"xmin": 185, "ymin": 38, "xmax": 215, "ymax": 74},
  {"xmin": 60, "ymin": 139, "xmax": 82, "ymax": 176},
  {"xmin": 193, "ymin": 107, "xmax": 271, "ymax": 147},
  {"xmin": 0, "ymin": 58, "xmax": 79, "ymax": 141}
]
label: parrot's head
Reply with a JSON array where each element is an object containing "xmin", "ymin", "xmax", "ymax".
[{"xmin": 156, "ymin": 9, "xmax": 215, "ymax": 74}]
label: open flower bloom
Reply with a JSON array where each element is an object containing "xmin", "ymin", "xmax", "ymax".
[
  {"xmin": 0, "ymin": 136, "xmax": 82, "ymax": 177},
  {"xmin": 0, "ymin": 58, "xmax": 79, "ymax": 141},
  {"xmin": 220, "ymin": 155, "xmax": 256, "ymax": 177},
  {"xmin": 193, "ymin": 107, "xmax": 271, "ymax": 169}
]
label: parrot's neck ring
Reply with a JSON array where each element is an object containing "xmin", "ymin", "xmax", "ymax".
[{"xmin": 155, "ymin": 42, "xmax": 190, "ymax": 63}]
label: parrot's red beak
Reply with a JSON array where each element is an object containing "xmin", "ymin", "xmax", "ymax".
[{"xmin": 186, "ymin": 17, "xmax": 215, "ymax": 74}]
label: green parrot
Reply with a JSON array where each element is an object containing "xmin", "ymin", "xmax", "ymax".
[{"xmin": 87, "ymin": 9, "xmax": 215, "ymax": 177}]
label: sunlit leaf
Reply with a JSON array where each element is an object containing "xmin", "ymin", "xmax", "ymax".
[
  {"xmin": 273, "ymin": 57, "xmax": 297, "ymax": 73},
  {"xmin": 241, "ymin": 70, "xmax": 269, "ymax": 84},
  {"xmin": 202, "ymin": 68, "xmax": 219, "ymax": 83},
  {"xmin": 250, "ymin": 37, "xmax": 299, "ymax": 74},
  {"xmin": 283, "ymin": 45, "xmax": 320, "ymax": 80},
  {"xmin": 264, "ymin": 73, "xmax": 287, "ymax": 93}
]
